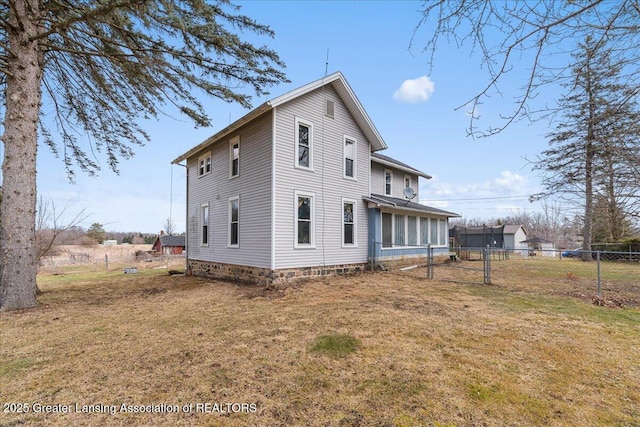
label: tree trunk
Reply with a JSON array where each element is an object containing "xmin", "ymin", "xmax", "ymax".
[
  {"xmin": 0, "ymin": 0, "xmax": 42, "ymax": 310},
  {"xmin": 582, "ymin": 56, "xmax": 594, "ymax": 262},
  {"xmin": 582, "ymin": 138, "xmax": 594, "ymax": 261}
]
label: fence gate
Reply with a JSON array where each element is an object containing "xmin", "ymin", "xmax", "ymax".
[{"xmin": 426, "ymin": 245, "xmax": 492, "ymax": 285}]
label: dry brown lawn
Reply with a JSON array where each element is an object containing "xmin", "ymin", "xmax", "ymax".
[{"xmin": 1, "ymin": 264, "xmax": 639, "ymax": 426}]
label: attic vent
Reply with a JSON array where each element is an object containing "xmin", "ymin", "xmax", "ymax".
[{"xmin": 325, "ymin": 99, "xmax": 335, "ymax": 118}]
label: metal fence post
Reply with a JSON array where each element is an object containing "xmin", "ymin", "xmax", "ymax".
[
  {"xmin": 426, "ymin": 244, "xmax": 433, "ymax": 279},
  {"xmin": 484, "ymin": 245, "xmax": 492, "ymax": 285},
  {"xmin": 596, "ymin": 250, "xmax": 601, "ymax": 298}
]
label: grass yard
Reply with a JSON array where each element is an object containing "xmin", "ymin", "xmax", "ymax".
[{"xmin": 1, "ymin": 265, "xmax": 639, "ymax": 426}]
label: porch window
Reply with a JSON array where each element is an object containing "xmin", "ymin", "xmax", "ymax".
[
  {"xmin": 382, "ymin": 213, "xmax": 392, "ymax": 248},
  {"xmin": 408, "ymin": 216, "xmax": 417, "ymax": 246},
  {"xmin": 439, "ymin": 219, "xmax": 447, "ymax": 246},
  {"xmin": 394, "ymin": 214, "xmax": 405, "ymax": 246},
  {"xmin": 420, "ymin": 217, "xmax": 429, "ymax": 245},
  {"xmin": 430, "ymin": 217, "xmax": 438, "ymax": 245}
]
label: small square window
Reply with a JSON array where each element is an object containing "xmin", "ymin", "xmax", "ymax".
[{"xmin": 198, "ymin": 152, "xmax": 211, "ymax": 177}]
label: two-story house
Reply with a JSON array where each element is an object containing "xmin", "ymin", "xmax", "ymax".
[{"xmin": 172, "ymin": 72, "xmax": 458, "ymax": 284}]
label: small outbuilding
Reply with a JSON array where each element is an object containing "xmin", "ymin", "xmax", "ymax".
[
  {"xmin": 520, "ymin": 236, "xmax": 555, "ymax": 257},
  {"xmin": 152, "ymin": 234, "xmax": 186, "ymax": 255},
  {"xmin": 504, "ymin": 225, "xmax": 528, "ymax": 252}
]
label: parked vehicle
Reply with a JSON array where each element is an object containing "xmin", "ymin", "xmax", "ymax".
[{"xmin": 562, "ymin": 248, "xmax": 585, "ymax": 258}]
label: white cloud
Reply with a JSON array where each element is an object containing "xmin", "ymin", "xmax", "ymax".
[
  {"xmin": 393, "ymin": 76, "xmax": 435, "ymax": 103},
  {"xmin": 418, "ymin": 171, "xmax": 540, "ymax": 218}
]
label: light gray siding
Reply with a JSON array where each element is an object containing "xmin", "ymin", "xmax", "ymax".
[
  {"xmin": 370, "ymin": 162, "xmax": 420, "ymax": 199},
  {"xmin": 273, "ymin": 86, "xmax": 371, "ymax": 269},
  {"xmin": 186, "ymin": 112, "xmax": 272, "ymax": 268}
]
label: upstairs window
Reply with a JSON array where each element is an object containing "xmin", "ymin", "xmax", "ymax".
[
  {"xmin": 344, "ymin": 137, "xmax": 356, "ymax": 179},
  {"xmin": 295, "ymin": 117, "xmax": 313, "ymax": 170},
  {"xmin": 198, "ymin": 152, "xmax": 211, "ymax": 177},
  {"xmin": 384, "ymin": 169, "xmax": 393, "ymax": 196},
  {"xmin": 229, "ymin": 136, "xmax": 239, "ymax": 178}
]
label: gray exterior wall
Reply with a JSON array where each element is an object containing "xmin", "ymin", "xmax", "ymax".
[
  {"xmin": 504, "ymin": 228, "xmax": 527, "ymax": 250},
  {"xmin": 186, "ymin": 112, "xmax": 273, "ymax": 268},
  {"xmin": 272, "ymin": 86, "xmax": 371, "ymax": 269},
  {"xmin": 370, "ymin": 162, "xmax": 420, "ymax": 200}
]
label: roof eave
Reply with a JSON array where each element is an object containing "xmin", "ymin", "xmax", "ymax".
[
  {"xmin": 172, "ymin": 71, "xmax": 388, "ymax": 163},
  {"xmin": 171, "ymin": 102, "xmax": 273, "ymax": 164},
  {"xmin": 363, "ymin": 196, "xmax": 459, "ymax": 217},
  {"xmin": 371, "ymin": 157, "xmax": 432, "ymax": 179}
]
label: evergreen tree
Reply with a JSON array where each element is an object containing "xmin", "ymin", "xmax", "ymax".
[
  {"xmin": 86, "ymin": 223, "xmax": 106, "ymax": 244},
  {"xmin": 0, "ymin": 0, "xmax": 287, "ymax": 310},
  {"xmin": 535, "ymin": 36, "xmax": 640, "ymax": 259}
]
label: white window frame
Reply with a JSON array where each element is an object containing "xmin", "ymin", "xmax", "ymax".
[
  {"xmin": 341, "ymin": 198, "xmax": 357, "ymax": 248},
  {"xmin": 430, "ymin": 217, "xmax": 438, "ymax": 245},
  {"xmin": 228, "ymin": 196, "xmax": 239, "ymax": 248},
  {"xmin": 294, "ymin": 191, "xmax": 315, "ymax": 248},
  {"xmin": 229, "ymin": 136, "xmax": 240, "ymax": 179},
  {"xmin": 404, "ymin": 174, "xmax": 412, "ymax": 198},
  {"xmin": 420, "ymin": 217, "xmax": 429, "ymax": 245},
  {"xmin": 198, "ymin": 152, "xmax": 211, "ymax": 178},
  {"xmin": 294, "ymin": 117, "xmax": 313, "ymax": 171},
  {"xmin": 394, "ymin": 214, "xmax": 406, "ymax": 246},
  {"xmin": 200, "ymin": 203, "xmax": 209, "ymax": 246},
  {"xmin": 384, "ymin": 169, "xmax": 393, "ymax": 196},
  {"xmin": 439, "ymin": 218, "xmax": 447, "ymax": 246},
  {"xmin": 407, "ymin": 215, "xmax": 418, "ymax": 246},
  {"xmin": 343, "ymin": 136, "xmax": 357, "ymax": 180}
]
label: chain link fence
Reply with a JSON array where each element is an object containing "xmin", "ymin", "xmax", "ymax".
[{"xmin": 394, "ymin": 245, "xmax": 640, "ymax": 307}]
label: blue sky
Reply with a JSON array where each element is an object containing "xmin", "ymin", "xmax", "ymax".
[{"xmin": 33, "ymin": 1, "xmax": 561, "ymax": 234}]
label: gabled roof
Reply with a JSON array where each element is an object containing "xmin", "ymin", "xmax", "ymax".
[
  {"xmin": 520, "ymin": 236, "xmax": 552, "ymax": 244},
  {"xmin": 371, "ymin": 153, "xmax": 431, "ymax": 179},
  {"xmin": 172, "ymin": 71, "xmax": 387, "ymax": 164},
  {"xmin": 365, "ymin": 194, "xmax": 459, "ymax": 217},
  {"xmin": 157, "ymin": 235, "xmax": 186, "ymax": 247},
  {"xmin": 504, "ymin": 224, "xmax": 527, "ymax": 235}
]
